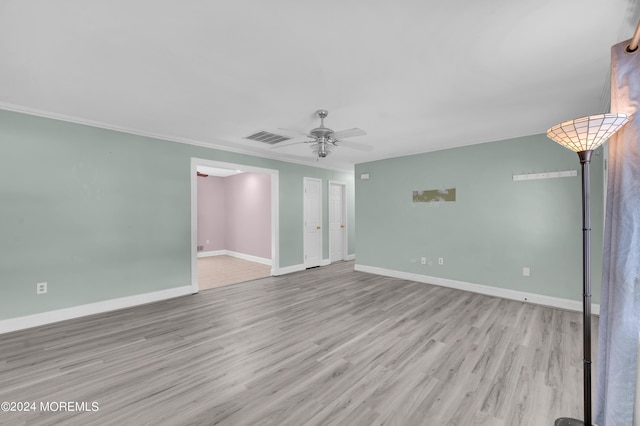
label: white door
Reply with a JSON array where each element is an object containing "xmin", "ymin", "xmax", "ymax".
[
  {"xmin": 303, "ymin": 177, "xmax": 322, "ymax": 268},
  {"xmin": 329, "ymin": 181, "xmax": 346, "ymax": 262}
]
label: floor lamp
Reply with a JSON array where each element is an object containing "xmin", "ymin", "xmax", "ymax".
[{"xmin": 546, "ymin": 113, "xmax": 629, "ymax": 426}]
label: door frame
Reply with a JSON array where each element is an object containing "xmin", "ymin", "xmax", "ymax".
[
  {"xmin": 190, "ymin": 157, "xmax": 279, "ymax": 293},
  {"xmin": 328, "ymin": 180, "xmax": 348, "ymax": 262},
  {"xmin": 303, "ymin": 177, "xmax": 323, "ymax": 268}
]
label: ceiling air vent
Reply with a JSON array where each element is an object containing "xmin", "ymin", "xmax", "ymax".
[{"xmin": 245, "ymin": 131, "xmax": 292, "ymax": 145}]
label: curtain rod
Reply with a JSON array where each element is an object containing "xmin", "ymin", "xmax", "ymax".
[{"xmin": 628, "ymin": 18, "xmax": 640, "ymax": 52}]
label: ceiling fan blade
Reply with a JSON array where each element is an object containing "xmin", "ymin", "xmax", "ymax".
[
  {"xmin": 270, "ymin": 140, "xmax": 314, "ymax": 149},
  {"xmin": 336, "ymin": 140, "xmax": 373, "ymax": 152},
  {"xmin": 331, "ymin": 128, "xmax": 367, "ymax": 140},
  {"xmin": 277, "ymin": 128, "xmax": 313, "ymax": 138}
]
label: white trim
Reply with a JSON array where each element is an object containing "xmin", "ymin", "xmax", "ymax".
[
  {"xmin": 191, "ymin": 161, "xmax": 199, "ymax": 292},
  {"xmin": 225, "ymin": 250, "xmax": 272, "ymax": 266},
  {"xmin": 272, "ymin": 264, "xmax": 305, "ymax": 276},
  {"xmin": 346, "ymin": 254, "xmax": 356, "ymax": 261},
  {"xmin": 197, "ymin": 250, "xmax": 226, "ymax": 258},
  {"xmin": 0, "ymin": 286, "xmax": 194, "ymax": 334},
  {"xmin": 0, "ymin": 103, "xmax": 352, "ymax": 173},
  {"xmin": 196, "ymin": 250, "xmax": 271, "ymax": 265},
  {"xmin": 353, "ymin": 264, "xmax": 600, "ymax": 315},
  {"xmin": 321, "ymin": 258, "xmax": 331, "ymax": 266},
  {"xmin": 271, "ymin": 172, "xmax": 280, "ymax": 273},
  {"xmin": 191, "ymin": 158, "xmax": 279, "ymax": 293}
]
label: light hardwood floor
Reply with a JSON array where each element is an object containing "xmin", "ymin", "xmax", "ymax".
[
  {"xmin": 0, "ymin": 261, "xmax": 594, "ymax": 425},
  {"xmin": 198, "ymin": 255, "xmax": 271, "ymax": 290}
]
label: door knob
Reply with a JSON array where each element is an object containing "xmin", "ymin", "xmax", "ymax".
[
  {"xmin": 316, "ymin": 226, "xmax": 321, "ymax": 230},
  {"xmin": 340, "ymin": 224, "xmax": 345, "ymax": 228}
]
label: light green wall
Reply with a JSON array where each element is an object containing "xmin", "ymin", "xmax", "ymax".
[
  {"xmin": 0, "ymin": 109, "xmax": 355, "ymax": 320},
  {"xmin": 355, "ymin": 134, "xmax": 604, "ymax": 303}
]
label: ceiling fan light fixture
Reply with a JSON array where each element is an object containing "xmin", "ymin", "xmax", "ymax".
[{"xmin": 312, "ymin": 143, "xmax": 332, "ymax": 158}]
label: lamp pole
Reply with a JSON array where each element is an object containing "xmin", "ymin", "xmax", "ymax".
[
  {"xmin": 556, "ymin": 150, "xmax": 593, "ymax": 426},
  {"xmin": 546, "ymin": 113, "xmax": 629, "ymax": 426},
  {"xmin": 579, "ymin": 149, "xmax": 593, "ymax": 426}
]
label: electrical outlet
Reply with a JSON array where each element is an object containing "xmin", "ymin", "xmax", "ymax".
[
  {"xmin": 421, "ymin": 257, "xmax": 427, "ymax": 265},
  {"xmin": 36, "ymin": 282, "xmax": 47, "ymax": 294},
  {"xmin": 438, "ymin": 257, "xmax": 444, "ymax": 265},
  {"xmin": 523, "ymin": 267, "xmax": 530, "ymax": 277}
]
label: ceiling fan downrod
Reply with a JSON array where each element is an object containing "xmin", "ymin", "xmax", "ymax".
[{"xmin": 316, "ymin": 109, "xmax": 328, "ymax": 127}]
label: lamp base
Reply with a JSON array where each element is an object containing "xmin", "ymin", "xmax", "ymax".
[{"xmin": 555, "ymin": 418, "xmax": 586, "ymax": 425}]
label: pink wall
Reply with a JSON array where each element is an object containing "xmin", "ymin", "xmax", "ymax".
[
  {"xmin": 197, "ymin": 173, "xmax": 271, "ymax": 259},
  {"xmin": 225, "ymin": 173, "xmax": 271, "ymax": 259},
  {"xmin": 197, "ymin": 176, "xmax": 226, "ymax": 252}
]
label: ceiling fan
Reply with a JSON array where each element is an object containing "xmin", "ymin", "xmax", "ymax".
[{"xmin": 274, "ymin": 109, "xmax": 370, "ymax": 159}]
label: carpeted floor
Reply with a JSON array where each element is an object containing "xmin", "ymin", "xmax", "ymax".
[{"xmin": 197, "ymin": 255, "xmax": 271, "ymax": 290}]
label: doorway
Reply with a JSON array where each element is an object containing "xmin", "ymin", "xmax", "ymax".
[
  {"xmin": 328, "ymin": 181, "xmax": 347, "ymax": 263},
  {"xmin": 190, "ymin": 158, "xmax": 279, "ymax": 293}
]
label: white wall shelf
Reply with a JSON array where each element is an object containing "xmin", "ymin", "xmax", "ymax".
[{"xmin": 513, "ymin": 170, "xmax": 577, "ymax": 181}]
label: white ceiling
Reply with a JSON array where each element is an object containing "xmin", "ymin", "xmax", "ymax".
[{"xmin": 1, "ymin": 1, "xmax": 639, "ymax": 171}]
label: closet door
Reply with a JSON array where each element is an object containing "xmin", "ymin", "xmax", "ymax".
[{"xmin": 303, "ymin": 177, "xmax": 322, "ymax": 268}]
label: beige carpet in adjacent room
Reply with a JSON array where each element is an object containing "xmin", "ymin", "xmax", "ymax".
[{"xmin": 198, "ymin": 255, "xmax": 271, "ymax": 290}]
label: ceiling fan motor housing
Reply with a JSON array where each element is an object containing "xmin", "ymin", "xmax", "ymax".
[
  {"xmin": 311, "ymin": 109, "xmax": 333, "ymax": 139},
  {"xmin": 310, "ymin": 127, "xmax": 333, "ymax": 139}
]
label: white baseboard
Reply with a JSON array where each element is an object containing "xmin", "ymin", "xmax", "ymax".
[
  {"xmin": 276, "ymin": 257, "xmax": 356, "ymax": 275},
  {"xmin": 0, "ymin": 286, "xmax": 194, "ymax": 335},
  {"xmin": 353, "ymin": 264, "xmax": 600, "ymax": 315},
  {"xmin": 225, "ymin": 250, "xmax": 272, "ymax": 266},
  {"xmin": 272, "ymin": 263, "xmax": 305, "ymax": 276},
  {"xmin": 197, "ymin": 250, "xmax": 225, "ymax": 258},
  {"xmin": 197, "ymin": 249, "xmax": 271, "ymax": 266}
]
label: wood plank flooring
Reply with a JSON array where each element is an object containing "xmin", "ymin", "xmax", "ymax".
[
  {"xmin": 0, "ymin": 261, "xmax": 595, "ymax": 425},
  {"xmin": 198, "ymin": 255, "xmax": 271, "ymax": 290}
]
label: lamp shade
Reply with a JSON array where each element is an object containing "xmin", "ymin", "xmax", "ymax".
[{"xmin": 546, "ymin": 113, "xmax": 629, "ymax": 152}]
